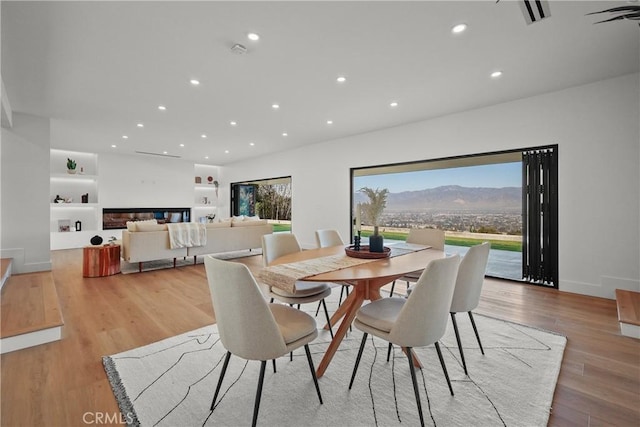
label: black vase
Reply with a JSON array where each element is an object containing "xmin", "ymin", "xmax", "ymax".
[
  {"xmin": 369, "ymin": 227, "xmax": 384, "ymax": 253},
  {"xmin": 90, "ymin": 235, "xmax": 103, "ymax": 246}
]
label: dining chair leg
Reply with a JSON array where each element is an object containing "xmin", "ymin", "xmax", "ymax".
[
  {"xmin": 434, "ymin": 342, "xmax": 454, "ymax": 396},
  {"xmin": 468, "ymin": 311, "xmax": 484, "ymax": 355},
  {"xmin": 211, "ymin": 351, "xmax": 231, "ymax": 410},
  {"xmin": 349, "ymin": 333, "xmax": 368, "ymax": 389},
  {"xmin": 315, "ymin": 300, "xmax": 321, "ymax": 316},
  {"xmin": 304, "ymin": 344, "xmax": 323, "ymax": 404},
  {"xmin": 251, "ymin": 360, "xmax": 267, "ymax": 427},
  {"xmin": 338, "ymin": 285, "xmax": 350, "ymax": 306},
  {"xmin": 389, "ymin": 280, "xmax": 397, "ymax": 297},
  {"xmin": 406, "ymin": 347, "xmax": 425, "ymax": 427},
  {"xmin": 269, "ymin": 297, "xmax": 274, "ymax": 303},
  {"xmin": 272, "ymin": 359, "xmax": 276, "ymax": 373},
  {"xmin": 321, "ymin": 299, "xmax": 334, "ymax": 339},
  {"xmin": 387, "ymin": 343, "xmax": 393, "ymax": 362},
  {"xmin": 450, "ymin": 312, "xmax": 467, "ymax": 375}
]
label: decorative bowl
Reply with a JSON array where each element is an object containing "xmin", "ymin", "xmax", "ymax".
[{"xmin": 345, "ymin": 245, "xmax": 391, "ymax": 259}]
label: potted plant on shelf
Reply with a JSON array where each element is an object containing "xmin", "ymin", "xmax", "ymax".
[
  {"xmin": 67, "ymin": 158, "xmax": 77, "ymax": 174},
  {"xmin": 359, "ymin": 187, "xmax": 389, "ymax": 252}
]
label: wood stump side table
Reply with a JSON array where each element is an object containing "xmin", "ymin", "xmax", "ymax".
[{"xmin": 83, "ymin": 244, "xmax": 121, "ymax": 277}]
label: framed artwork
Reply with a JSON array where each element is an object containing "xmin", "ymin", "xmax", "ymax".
[
  {"xmin": 58, "ymin": 219, "xmax": 71, "ymax": 232},
  {"xmin": 233, "ymin": 184, "xmax": 256, "ymax": 216}
]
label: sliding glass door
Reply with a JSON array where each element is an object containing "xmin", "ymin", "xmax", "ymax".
[
  {"xmin": 522, "ymin": 148, "xmax": 558, "ymax": 286},
  {"xmin": 350, "ymin": 145, "xmax": 558, "ymax": 287}
]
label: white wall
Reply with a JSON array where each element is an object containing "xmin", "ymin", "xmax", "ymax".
[
  {"xmin": 1, "ymin": 113, "xmax": 52, "ymax": 273},
  {"xmin": 222, "ymin": 73, "xmax": 640, "ymax": 299},
  {"xmin": 100, "ymin": 153, "xmax": 195, "ymax": 208}
]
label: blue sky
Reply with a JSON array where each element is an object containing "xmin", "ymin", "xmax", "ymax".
[{"xmin": 354, "ymin": 162, "xmax": 522, "ymax": 193}]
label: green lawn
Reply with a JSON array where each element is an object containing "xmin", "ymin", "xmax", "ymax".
[{"xmin": 271, "ymin": 223, "xmax": 292, "ymax": 233}]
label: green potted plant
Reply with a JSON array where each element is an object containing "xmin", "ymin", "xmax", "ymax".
[
  {"xmin": 67, "ymin": 158, "xmax": 77, "ymax": 174},
  {"xmin": 359, "ymin": 187, "xmax": 389, "ymax": 252}
]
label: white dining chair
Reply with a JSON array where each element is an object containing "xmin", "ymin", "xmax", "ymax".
[
  {"xmin": 204, "ymin": 256, "xmax": 323, "ymax": 427},
  {"xmin": 315, "ymin": 229, "xmax": 351, "ymax": 306},
  {"xmin": 450, "ymin": 242, "xmax": 491, "ymax": 375},
  {"xmin": 262, "ymin": 234, "xmax": 334, "ymax": 343},
  {"xmin": 389, "ymin": 228, "xmax": 445, "ymax": 297},
  {"xmin": 349, "ymin": 255, "xmax": 460, "ymax": 427}
]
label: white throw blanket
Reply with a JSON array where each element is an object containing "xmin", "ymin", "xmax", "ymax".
[{"xmin": 167, "ymin": 223, "xmax": 207, "ymax": 248}]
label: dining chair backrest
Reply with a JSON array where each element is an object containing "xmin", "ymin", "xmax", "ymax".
[
  {"xmin": 204, "ymin": 256, "xmax": 287, "ymax": 360},
  {"xmin": 261, "ymin": 233, "xmax": 302, "ymax": 267},
  {"xmin": 406, "ymin": 228, "xmax": 445, "ymax": 251},
  {"xmin": 315, "ymin": 229, "xmax": 344, "ymax": 248},
  {"xmin": 450, "ymin": 242, "xmax": 491, "ymax": 313},
  {"xmin": 389, "ymin": 254, "xmax": 460, "ymax": 348}
]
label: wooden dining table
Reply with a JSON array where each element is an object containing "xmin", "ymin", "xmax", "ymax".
[{"xmin": 259, "ymin": 243, "xmax": 445, "ymax": 378}]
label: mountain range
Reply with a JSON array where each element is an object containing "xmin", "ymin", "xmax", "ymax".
[{"xmin": 355, "ymin": 185, "xmax": 522, "ymax": 211}]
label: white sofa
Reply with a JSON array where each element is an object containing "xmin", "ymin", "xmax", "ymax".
[{"xmin": 121, "ymin": 218, "xmax": 272, "ymax": 272}]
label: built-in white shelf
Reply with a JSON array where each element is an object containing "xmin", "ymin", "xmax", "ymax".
[
  {"xmin": 194, "ymin": 164, "xmax": 220, "ymax": 216},
  {"xmin": 50, "ymin": 149, "xmax": 100, "ymax": 249}
]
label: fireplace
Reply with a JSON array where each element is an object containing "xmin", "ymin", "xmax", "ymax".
[{"xmin": 102, "ymin": 208, "xmax": 191, "ymax": 230}]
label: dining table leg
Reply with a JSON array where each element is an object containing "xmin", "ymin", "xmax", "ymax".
[
  {"xmin": 316, "ymin": 289, "xmax": 365, "ymax": 378},
  {"xmin": 323, "ymin": 286, "xmax": 355, "ymax": 330},
  {"xmin": 320, "ymin": 277, "xmax": 422, "ymax": 372}
]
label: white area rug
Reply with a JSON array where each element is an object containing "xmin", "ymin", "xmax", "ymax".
[
  {"xmin": 103, "ymin": 294, "xmax": 566, "ymax": 427},
  {"xmin": 120, "ymin": 249, "xmax": 262, "ymax": 274}
]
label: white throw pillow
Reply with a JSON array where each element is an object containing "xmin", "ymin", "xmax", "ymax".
[
  {"xmin": 232, "ymin": 219, "xmax": 268, "ymax": 227},
  {"xmin": 136, "ymin": 222, "xmax": 167, "ymax": 232},
  {"xmin": 205, "ymin": 221, "xmax": 231, "ymax": 229},
  {"xmin": 127, "ymin": 219, "xmax": 159, "ymax": 232}
]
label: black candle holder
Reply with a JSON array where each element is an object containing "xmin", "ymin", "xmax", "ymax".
[{"xmin": 353, "ymin": 232, "xmax": 361, "ymax": 251}]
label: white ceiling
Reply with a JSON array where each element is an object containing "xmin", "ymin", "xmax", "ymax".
[{"xmin": 2, "ymin": 1, "xmax": 638, "ymax": 165}]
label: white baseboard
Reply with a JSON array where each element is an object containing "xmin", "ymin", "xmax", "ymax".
[
  {"xmin": 620, "ymin": 322, "xmax": 640, "ymax": 339},
  {"xmin": 560, "ymin": 279, "xmax": 613, "ymax": 299},
  {"xmin": 560, "ymin": 276, "xmax": 640, "ymax": 300},
  {"xmin": 1, "ymin": 260, "xmax": 11, "ymax": 291},
  {"xmin": 0, "ymin": 326, "xmax": 63, "ymax": 354}
]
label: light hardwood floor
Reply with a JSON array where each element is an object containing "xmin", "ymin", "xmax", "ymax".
[{"xmin": 1, "ymin": 249, "xmax": 639, "ymax": 426}]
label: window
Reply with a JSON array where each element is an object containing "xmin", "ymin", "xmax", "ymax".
[
  {"xmin": 351, "ymin": 146, "xmax": 558, "ymax": 287},
  {"xmin": 231, "ymin": 176, "xmax": 292, "ymax": 233}
]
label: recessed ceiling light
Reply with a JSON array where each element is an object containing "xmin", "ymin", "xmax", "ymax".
[
  {"xmin": 390, "ymin": 101, "xmax": 399, "ymax": 107},
  {"xmin": 491, "ymin": 70, "xmax": 503, "ymax": 78},
  {"xmin": 452, "ymin": 23, "xmax": 467, "ymax": 34},
  {"xmin": 272, "ymin": 103, "xmax": 280, "ymax": 109},
  {"xmin": 204, "ymin": 156, "xmax": 209, "ymax": 159},
  {"xmin": 249, "ymin": 142, "xmax": 255, "ymax": 146},
  {"xmin": 326, "ymin": 120, "xmax": 333, "ymax": 125},
  {"xmin": 111, "ymin": 145, "xmax": 117, "ymax": 148},
  {"xmin": 122, "ymin": 135, "xmax": 128, "ymax": 139},
  {"xmin": 230, "ymin": 121, "xmax": 237, "ymax": 126},
  {"xmin": 163, "ymin": 151, "xmax": 168, "ymax": 155},
  {"xmin": 201, "ymin": 134, "xmax": 207, "ymax": 138},
  {"xmin": 247, "ymin": 32, "xmax": 260, "ymax": 41},
  {"xmin": 224, "ymin": 150, "xmax": 230, "ymax": 154},
  {"xmin": 336, "ymin": 76, "xmax": 347, "ymax": 83},
  {"xmin": 179, "ymin": 143, "xmax": 185, "ymax": 147},
  {"xmin": 158, "ymin": 105, "xmax": 166, "ymax": 111},
  {"xmin": 282, "ymin": 132, "xmax": 288, "ymax": 137},
  {"xmin": 136, "ymin": 123, "xmax": 144, "ymax": 128},
  {"xmin": 190, "ymin": 79, "xmax": 200, "ymax": 86}
]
